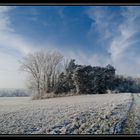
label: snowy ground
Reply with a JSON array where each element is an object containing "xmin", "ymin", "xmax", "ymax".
[
  {"xmin": 0, "ymin": 93, "xmax": 132, "ymax": 134},
  {"xmin": 130, "ymin": 93, "xmax": 140, "ymax": 134}
]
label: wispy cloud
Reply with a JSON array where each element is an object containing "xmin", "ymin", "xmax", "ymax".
[
  {"xmin": 0, "ymin": 6, "xmax": 36, "ymax": 55},
  {"xmin": 0, "ymin": 6, "xmax": 37, "ymax": 88},
  {"xmin": 86, "ymin": 6, "xmax": 140, "ymax": 76},
  {"xmin": 86, "ymin": 6, "xmax": 119, "ymax": 41},
  {"xmin": 0, "ymin": 51, "xmax": 26, "ymax": 89},
  {"xmin": 0, "ymin": 6, "xmax": 15, "ymax": 32},
  {"xmin": 108, "ymin": 6, "xmax": 140, "ymax": 76},
  {"xmin": 109, "ymin": 6, "xmax": 140, "ymax": 61},
  {"xmin": 59, "ymin": 47, "xmax": 110, "ymax": 67},
  {"xmin": 1, "ymin": 6, "xmax": 140, "ymax": 88}
]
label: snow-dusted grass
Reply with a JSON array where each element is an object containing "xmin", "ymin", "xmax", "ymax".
[{"xmin": 0, "ymin": 93, "xmax": 132, "ymax": 134}]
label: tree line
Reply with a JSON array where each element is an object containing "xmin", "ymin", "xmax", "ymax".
[
  {"xmin": 20, "ymin": 50, "xmax": 140, "ymax": 99},
  {"xmin": 0, "ymin": 89, "xmax": 30, "ymax": 97}
]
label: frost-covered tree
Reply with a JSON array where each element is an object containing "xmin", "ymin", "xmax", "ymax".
[
  {"xmin": 54, "ymin": 59, "xmax": 77, "ymax": 94},
  {"xmin": 20, "ymin": 50, "xmax": 63, "ymax": 98},
  {"xmin": 20, "ymin": 50, "xmax": 118, "ymax": 98},
  {"xmin": 73, "ymin": 65, "xmax": 116, "ymax": 94},
  {"xmin": 104, "ymin": 64, "xmax": 115, "ymax": 91},
  {"xmin": 113, "ymin": 75, "xmax": 137, "ymax": 93}
]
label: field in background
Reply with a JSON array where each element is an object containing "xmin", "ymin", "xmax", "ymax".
[{"xmin": 0, "ymin": 93, "xmax": 132, "ymax": 134}]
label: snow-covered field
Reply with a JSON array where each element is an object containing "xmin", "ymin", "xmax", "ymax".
[{"xmin": 0, "ymin": 93, "xmax": 132, "ymax": 134}]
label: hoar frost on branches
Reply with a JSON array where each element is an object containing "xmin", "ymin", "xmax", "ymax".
[
  {"xmin": 20, "ymin": 50, "xmax": 63, "ymax": 97},
  {"xmin": 54, "ymin": 60, "xmax": 116, "ymax": 95},
  {"xmin": 20, "ymin": 50, "xmax": 117, "ymax": 98}
]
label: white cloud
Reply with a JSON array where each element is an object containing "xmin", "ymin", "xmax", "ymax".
[
  {"xmin": 0, "ymin": 6, "xmax": 37, "ymax": 89},
  {"xmin": 0, "ymin": 7, "xmax": 14, "ymax": 32},
  {"xmin": 108, "ymin": 7, "xmax": 140, "ymax": 76},
  {"xmin": 86, "ymin": 6, "xmax": 116, "ymax": 40},
  {"xmin": 1, "ymin": 6, "xmax": 140, "ymax": 89},
  {"xmin": 109, "ymin": 7, "xmax": 138, "ymax": 61},
  {"xmin": 86, "ymin": 6, "xmax": 140, "ymax": 77},
  {"xmin": 0, "ymin": 31, "xmax": 36, "ymax": 55},
  {"xmin": 59, "ymin": 47, "xmax": 110, "ymax": 68},
  {"xmin": 0, "ymin": 52, "xmax": 27, "ymax": 89},
  {"xmin": 0, "ymin": 6, "xmax": 36, "ymax": 55}
]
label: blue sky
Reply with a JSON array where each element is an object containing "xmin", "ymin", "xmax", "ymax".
[{"xmin": 0, "ymin": 6, "xmax": 140, "ymax": 88}]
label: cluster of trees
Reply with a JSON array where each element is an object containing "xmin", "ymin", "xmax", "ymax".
[
  {"xmin": 20, "ymin": 50, "xmax": 115, "ymax": 98},
  {"xmin": 54, "ymin": 60, "xmax": 115, "ymax": 95},
  {"xmin": 113, "ymin": 75, "xmax": 140, "ymax": 93},
  {"xmin": 20, "ymin": 50, "xmax": 140, "ymax": 99},
  {"xmin": 0, "ymin": 89, "xmax": 30, "ymax": 97}
]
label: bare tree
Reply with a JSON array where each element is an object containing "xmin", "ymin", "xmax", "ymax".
[{"xmin": 20, "ymin": 50, "xmax": 63, "ymax": 98}]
